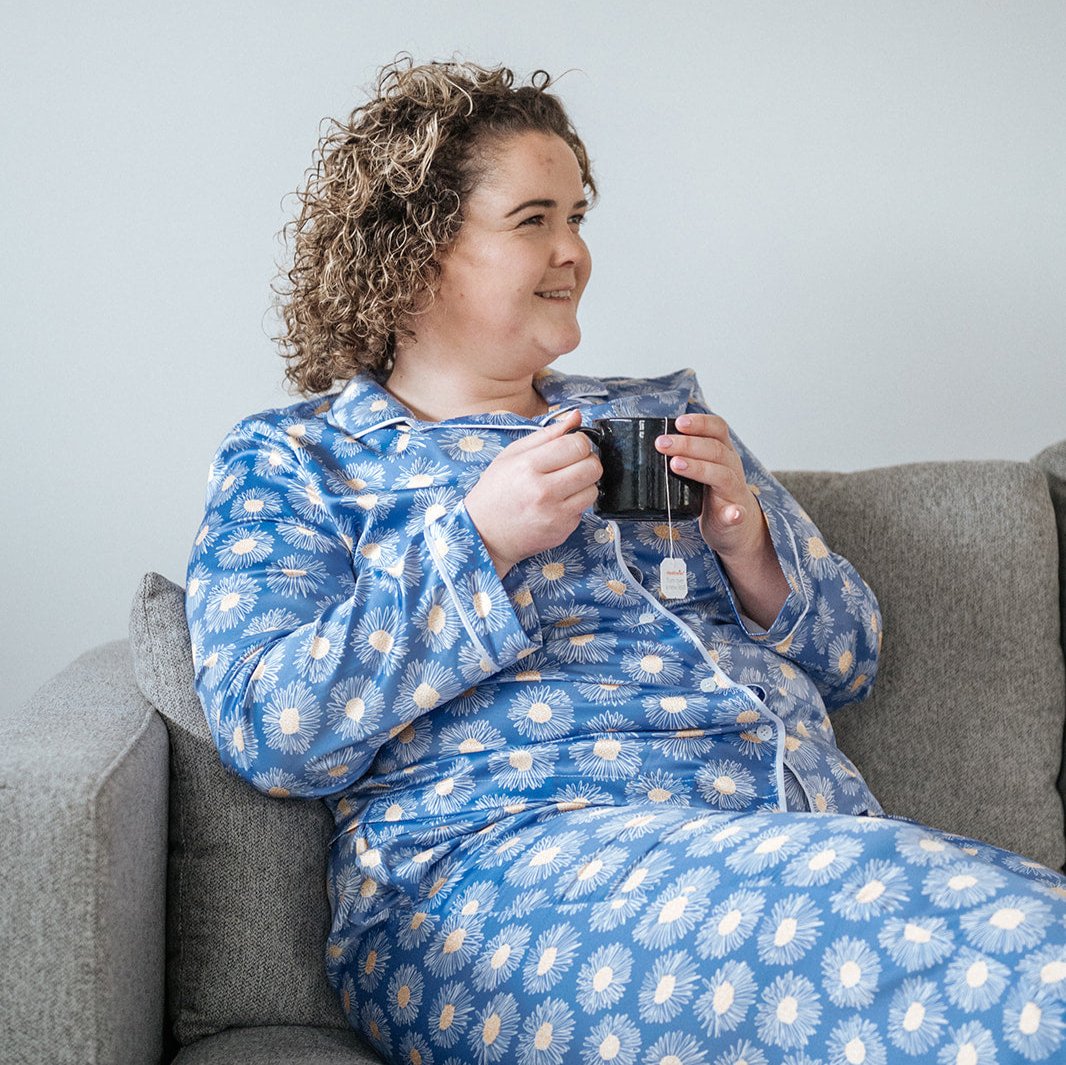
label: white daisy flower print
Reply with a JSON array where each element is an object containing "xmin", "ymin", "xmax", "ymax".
[
  {"xmin": 423, "ymin": 909, "xmax": 485, "ymax": 980},
  {"xmin": 642, "ymin": 691, "xmax": 711, "ymax": 730},
  {"xmin": 694, "ymin": 959, "xmax": 757, "ymax": 1039},
  {"xmin": 351, "ymin": 605, "xmax": 410, "ymax": 676},
  {"xmin": 820, "ymin": 935, "xmax": 882, "ymax": 1009},
  {"xmin": 580, "ymin": 1012, "xmax": 642, "ymax": 1065},
  {"xmin": 725, "ymin": 824, "xmax": 815, "ymax": 877},
  {"xmin": 525, "ymin": 545, "xmax": 587, "ymax": 600},
  {"xmin": 385, "ymin": 961, "xmax": 424, "ymax": 1025},
  {"xmin": 755, "ymin": 971, "xmax": 822, "ymax": 1049},
  {"xmin": 324, "ymin": 675, "xmax": 384, "ymax": 743},
  {"xmin": 353, "ymin": 929, "xmax": 392, "ymax": 992},
  {"xmin": 886, "ymin": 976, "xmax": 949, "ymax": 1056},
  {"xmin": 575, "ymin": 942, "xmax": 634, "ymax": 1013},
  {"xmin": 935, "ymin": 1020, "xmax": 998, "ymax": 1065},
  {"xmin": 422, "ymin": 760, "xmax": 477, "ymax": 816},
  {"xmin": 782, "ymin": 834, "xmax": 862, "ymax": 888},
  {"xmin": 636, "ymin": 949, "xmax": 700, "ymax": 1024},
  {"xmin": 697, "ymin": 888, "xmax": 766, "ymax": 961},
  {"xmin": 522, "ymin": 923, "xmax": 582, "ymax": 994},
  {"xmin": 217, "ymin": 710, "xmax": 258, "ymax": 771},
  {"xmin": 633, "ymin": 867, "xmax": 719, "ymax": 950},
  {"xmin": 756, "ymin": 894, "xmax": 823, "ymax": 966},
  {"xmin": 556, "ymin": 845, "xmax": 629, "ymax": 902},
  {"xmin": 946, "ymin": 946, "xmax": 1010, "ymax": 1010},
  {"xmin": 488, "ymin": 742, "xmax": 558, "ymax": 792},
  {"xmin": 358, "ymin": 1000, "xmax": 392, "ymax": 1057},
  {"xmin": 508, "ymin": 685, "xmax": 575, "ymax": 741},
  {"xmin": 468, "ymin": 990, "xmax": 520, "ymax": 1065},
  {"xmin": 877, "ymin": 915, "xmax": 955, "ymax": 972},
  {"xmin": 203, "ymin": 572, "xmax": 260, "ymax": 632},
  {"xmin": 504, "ymin": 829, "xmax": 584, "ymax": 888},
  {"xmin": 1017, "ymin": 943, "xmax": 1066, "ymax": 1004},
  {"xmin": 395, "ymin": 906, "xmax": 438, "ymax": 950},
  {"xmin": 642, "ymin": 1030, "xmax": 708, "ymax": 1065},
  {"xmin": 574, "ymin": 675, "xmax": 642, "ymax": 706},
  {"xmin": 921, "ymin": 861, "xmax": 1006, "ymax": 909},
  {"xmin": 695, "ymin": 759, "xmax": 759, "ymax": 811},
  {"xmin": 711, "ymin": 1038, "xmax": 768, "ymax": 1065},
  {"xmin": 619, "ymin": 640, "xmax": 686, "ymax": 686},
  {"xmin": 624, "ymin": 769, "xmax": 691, "ymax": 808},
  {"xmin": 516, "ymin": 996, "xmax": 576, "ymax": 1065},
  {"xmin": 826, "ymin": 1015, "xmax": 886, "ymax": 1065},
  {"xmin": 829, "ymin": 859, "xmax": 910, "ymax": 921},
  {"xmin": 472, "ymin": 924, "xmax": 532, "ymax": 992},
  {"xmin": 571, "ymin": 726, "xmax": 643, "ymax": 782},
  {"xmin": 635, "ymin": 517, "xmax": 705, "ymax": 559},
  {"xmin": 960, "ymin": 894, "xmax": 1053, "ymax": 953},
  {"xmin": 261, "ymin": 679, "xmax": 321, "ymax": 754},
  {"xmin": 1002, "ymin": 983, "xmax": 1065, "ymax": 1060},
  {"xmin": 894, "ymin": 826, "xmax": 962, "ymax": 866}
]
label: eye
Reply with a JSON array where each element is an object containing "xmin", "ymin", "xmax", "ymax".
[
  {"xmin": 569, "ymin": 214, "xmax": 587, "ymax": 227},
  {"xmin": 518, "ymin": 214, "xmax": 545, "ymax": 227}
]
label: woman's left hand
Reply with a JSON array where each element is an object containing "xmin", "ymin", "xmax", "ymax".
[{"xmin": 654, "ymin": 414, "xmax": 767, "ymax": 558}]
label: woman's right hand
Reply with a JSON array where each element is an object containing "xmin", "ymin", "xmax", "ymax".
[{"xmin": 464, "ymin": 408, "xmax": 602, "ymax": 577}]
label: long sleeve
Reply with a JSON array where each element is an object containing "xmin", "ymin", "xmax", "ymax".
[
  {"xmin": 686, "ymin": 380, "xmax": 883, "ymax": 713},
  {"xmin": 184, "ymin": 417, "xmax": 544, "ymax": 799}
]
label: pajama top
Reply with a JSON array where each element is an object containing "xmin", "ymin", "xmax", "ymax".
[
  {"xmin": 185, "ymin": 366, "xmax": 1066, "ymax": 1064},
  {"xmin": 186, "ymin": 365, "xmax": 883, "ymax": 929}
]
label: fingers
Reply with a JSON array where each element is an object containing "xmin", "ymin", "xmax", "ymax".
[{"xmin": 505, "ymin": 407, "xmax": 582, "ymax": 455}]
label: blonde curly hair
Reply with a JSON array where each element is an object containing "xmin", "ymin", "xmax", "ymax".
[{"xmin": 271, "ymin": 54, "xmax": 598, "ymax": 397}]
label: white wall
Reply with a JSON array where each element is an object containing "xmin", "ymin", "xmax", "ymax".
[{"xmin": 4, "ymin": 1, "xmax": 1064, "ymax": 709}]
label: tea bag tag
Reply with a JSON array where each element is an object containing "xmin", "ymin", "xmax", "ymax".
[
  {"xmin": 658, "ymin": 415, "xmax": 689, "ymax": 600},
  {"xmin": 659, "ymin": 555, "xmax": 689, "ymax": 599}
]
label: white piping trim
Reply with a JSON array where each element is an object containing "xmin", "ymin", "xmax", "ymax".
[{"xmin": 606, "ymin": 518, "xmax": 790, "ymax": 811}]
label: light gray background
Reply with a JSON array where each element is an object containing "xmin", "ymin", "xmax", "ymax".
[{"xmin": 4, "ymin": 2, "xmax": 1064, "ymax": 710}]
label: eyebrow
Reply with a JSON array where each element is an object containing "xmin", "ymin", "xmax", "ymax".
[{"xmin": 504, "ymin": 198, "xmax": 589, "ymax": 217}]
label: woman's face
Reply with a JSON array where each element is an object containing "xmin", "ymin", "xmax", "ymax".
[{"xmin": 414, "ymin": 130, "xmax": 592, "ymax": 372}]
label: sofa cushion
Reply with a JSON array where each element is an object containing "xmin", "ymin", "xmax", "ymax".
[
  {"xmin": 777, "ymin": 459, "xmax": 1066, "ymax": 872},
  {"xmin": 128, "ymin": 572, "xmax": 350, "ymax": 1046},
  {"xmin": 169, "ymin": 1025, "xmax": 381, "ymax": 1065}
]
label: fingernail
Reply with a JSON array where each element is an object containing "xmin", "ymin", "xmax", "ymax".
[
  {"xmin": 656, "ymin": 435, "xmax": 672, "ymax": 448},
  {"xmin": 676, "ymin": 416, "xmax": 691, "ymax": 428},
  {"xmin": 671, "ymin": 457, "xmax": 688, "ymax": 470}
]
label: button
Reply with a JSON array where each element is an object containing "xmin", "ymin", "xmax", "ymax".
[
  {"xmin": 639, "ymin": 612, "xmax": 656, "ymax": 624},
  {"xmin": 699, "ymin": 678, "xmax": 717, "ymax": 692},
  {"xmin": 756, "ymin": 725, "xmax": 774, "ymax": 741}
]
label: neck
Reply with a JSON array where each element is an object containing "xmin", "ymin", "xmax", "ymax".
[{"xmin": 384, "ymin": 353, "xmax": 549, "ymax": 422}]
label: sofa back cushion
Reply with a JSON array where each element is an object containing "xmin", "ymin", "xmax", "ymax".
[
  {"xmin": 777, "ymin": 458, "xmax": 1065, "ymax": 873},
  {"xmin": 128, "ymin": 572, "xmax": 349, "ymax": 1046},
  {"xmin": 127, "ymin": 454, "xmax": 1066, "ymax": 1042}
]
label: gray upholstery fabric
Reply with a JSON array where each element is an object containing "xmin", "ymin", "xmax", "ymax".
[
  {"xmin": 1031, "ymin": 438, "xmax": 1066, "ymax": 824},
  {"xmin": 128, "ymin": 572, "xmax": 350, "ymax": 1046},
  {"xmin": 0, "ymin": 641, "xmax": 168, "ymax": 1065},
  {"xmin": 777, "ymin": 460, "xmax": 1066, "ymax": 870},
  {"xmin": 170, "ymin": 1025, "xmax": 382, "ymax": 1065}
]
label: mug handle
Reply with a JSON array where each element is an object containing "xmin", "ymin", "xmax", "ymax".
[{"xmin": 566, "ymin": 424, "xmax": 605, "ymax": 453}]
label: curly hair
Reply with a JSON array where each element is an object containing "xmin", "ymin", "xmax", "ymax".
[{"xmin": 270, "ymin": 54, "xmax": 598, "ymax": 397}]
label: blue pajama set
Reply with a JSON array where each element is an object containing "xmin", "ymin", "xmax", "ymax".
[{"xmin": 186, "ymin": 366, "xmax": 1066, "ymax": 1064}]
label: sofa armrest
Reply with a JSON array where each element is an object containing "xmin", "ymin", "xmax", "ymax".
[{"xmin": 0, "ymin": 639, "xmax": 168, "ymax": 1065}]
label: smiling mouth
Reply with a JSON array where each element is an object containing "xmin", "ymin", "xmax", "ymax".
[{"xmin": 536, "ymin": 289, "xmax": 574, "ymax": 300}]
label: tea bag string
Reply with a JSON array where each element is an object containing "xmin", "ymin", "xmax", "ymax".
[{"xmin": 663, "ymin": 416, "xmax": 675, "ymax": 560}]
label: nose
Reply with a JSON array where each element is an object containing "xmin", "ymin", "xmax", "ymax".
[{"xmin": 550, "ymin": 221, "xmax": 589, "ymax": 269}]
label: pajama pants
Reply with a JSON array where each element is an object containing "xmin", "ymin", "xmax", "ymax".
[{"xmin": 326, "ymin": 805, "xmax": 1066, "ymax": 1065}]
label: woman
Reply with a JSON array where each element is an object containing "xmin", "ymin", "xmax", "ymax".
[{"xmin": 186, "ymin": 56, "xmax": 1066, "ymax": 1064}]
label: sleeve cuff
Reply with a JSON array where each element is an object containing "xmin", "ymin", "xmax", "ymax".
[
  {"xmin": 423, "ymin": 500, "xmax": 544, "ymax": 667},
  {"xmin": 713, "ymin": 497, "xmax": 811, "ymax": 644}
]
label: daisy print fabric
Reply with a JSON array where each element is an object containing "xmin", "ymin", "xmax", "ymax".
[{"xmin": 186, "ymin": 366, "xmax": 1066, "ymax": 1062}]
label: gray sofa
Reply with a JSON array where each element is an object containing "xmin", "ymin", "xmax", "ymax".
[{"xmin": 4, "ymin": 439, "xmax": 1066, "ymax": 1065}]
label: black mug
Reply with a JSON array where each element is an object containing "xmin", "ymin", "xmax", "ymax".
[{"xmin": 567, "ymin": 416, "xmax": 705, "ymax": 521}]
